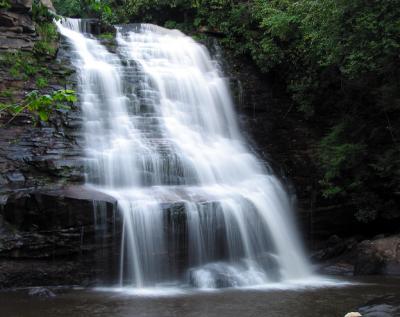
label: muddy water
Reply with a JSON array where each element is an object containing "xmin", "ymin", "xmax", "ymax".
[{"xmin": 1, "ymin": 277, "xmax": 399, "ymax": 317}]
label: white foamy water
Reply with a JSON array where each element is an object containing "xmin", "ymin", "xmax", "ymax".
[{"xmin": 56, "ymin": 19, "xmax": 312, "ymax": 289}]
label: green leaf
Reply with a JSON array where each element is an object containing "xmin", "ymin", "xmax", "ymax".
[{"xmin": 38, "ymin": 110, "xmax": 49, "ymax": 121}]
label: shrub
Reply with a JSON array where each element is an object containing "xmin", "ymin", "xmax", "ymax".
[{"xmin": 0, "ymin": 89, "xmax": 77, "ymax": 124}]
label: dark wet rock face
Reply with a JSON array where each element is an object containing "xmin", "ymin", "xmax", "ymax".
[
  {"xmin": 0, "ymin": 189, "xmax": 232, "ymax": 287},
  {"xmin": 0, "ymin": 22, "xmax": 98, "ymax": 287},
  {"xmin": 0, "ymin": 187, "xmax": 120, "ymax": 288},
  {"xmin": 0, "ymin": 114, "xmax": 84, "ymax": 195}
]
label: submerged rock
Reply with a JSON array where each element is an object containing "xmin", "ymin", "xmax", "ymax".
[
  {"xmin": 188, "ymin": 261, "xmax": 270, "ymax": 288},
  {"xmin": 358, "ymin": 295, "xmax": 400, "ymax": 317}
]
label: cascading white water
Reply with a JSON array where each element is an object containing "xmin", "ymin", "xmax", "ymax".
[{"xmin": 56, "ymin": 19, "xmax": 311, "ymax": 289}]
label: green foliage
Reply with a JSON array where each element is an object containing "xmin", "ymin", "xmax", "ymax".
[
  {"xmin": 97, "ymin": 33, "xmax": 115, "ymax": 40},
  {"xmin": 251, "ymin": 0, "xmax": 400, "ymax": 104},
  {"xmin": 164, "ymin": 20, "xmax": 178, "ymax": 29},
  {"xmin": 0, "ymin": 89, "xmax": 77, "ymax": 124},
  {"xmin": 1, "ymin": 52, "xmax": 40, "ymax": 79},
  {"xmin": 32, "ymin": 1, "xmax": 54, "ymax": 22},
  {"xmin": 0, "ymin": 0, "xmax": 10, "ymax": 9},
  {"xmin": 318, "ymin": 122, "xmax": 366, "ymax": 198},
  {"xmin": 370, "ymin": 147, "xmax": 400, "ymax": 192},
  {"xmin": 52, "ymin": 0, "xmax": 81, "ymax": 17},
  {"xmin": 88, "ymin": 0, "xmax": 118, "ymax": 25},
  {"xmin": 123, "ymin": 0, "xmax": 195, "ymax": 21},
  {"xmin": 53, "ymin": 0, "xmax": 119, "ymax": 25}
]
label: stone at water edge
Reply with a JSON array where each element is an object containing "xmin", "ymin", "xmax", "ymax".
[{"xmin": 344, "ymin": 313, "xmax": 362, "ymax": 317}]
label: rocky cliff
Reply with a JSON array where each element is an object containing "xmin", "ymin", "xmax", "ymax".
[
  {"xmin": 0, "ymin": 1, "xmax": 112, "ymax": 287},
  {"xmin": 0, "ymin": 0, "xmax": 37, "ymax": 50},
  {"xmin": 0, "ymin": 8, "xmax": 399, "ymax": 288}
]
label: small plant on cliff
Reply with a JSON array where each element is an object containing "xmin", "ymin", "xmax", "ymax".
[
  {"xmin": 35, "ymin": 77, "xmax": 48, "ymax": 88},
  {"xmin": 34, "ymin": 22, "xmax": 59, "ymax": 56},
  {"xmin": 31, "ymin": 1, "xmax": 59, "ymax": 56},
  {"xmin": 0, "ymin": 89, "xmax": 77, "ymax": 125}
]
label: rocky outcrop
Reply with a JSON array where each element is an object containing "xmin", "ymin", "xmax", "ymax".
[
  {"xmin": 0, "ymin": 0, "xmax": 37, "ymax": 50},
  {"xmin": 0, "ymin": 0, "xmax": 57, "ymax": 51}
]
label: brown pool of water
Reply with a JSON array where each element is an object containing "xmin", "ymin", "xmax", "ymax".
[{"xmin": 0, "ymin": 276, "xmax": 399, "ymax": 317}]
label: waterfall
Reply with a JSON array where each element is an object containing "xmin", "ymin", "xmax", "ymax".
[{"xmin": 56, "ymin": 19, "xmax": 311, "ymax": 289}]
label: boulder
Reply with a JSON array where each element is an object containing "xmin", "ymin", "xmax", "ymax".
[{"xmin": 355, "ymin": 235, "xmax": 400, "ymax": 275}]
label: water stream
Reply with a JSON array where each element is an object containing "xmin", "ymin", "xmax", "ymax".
[{"xmin": 56, "ymin": 19, "xmax": 311, "ymax": 289}]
